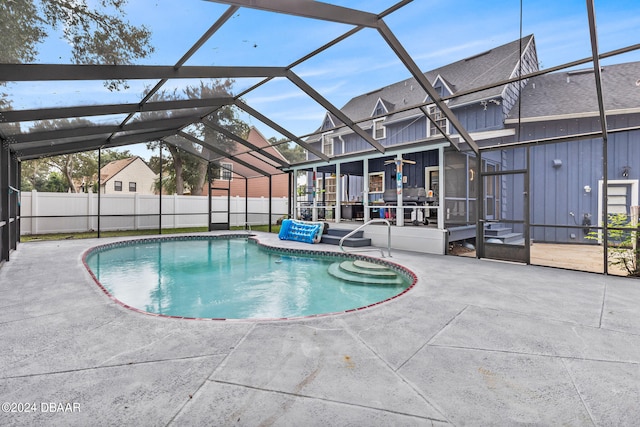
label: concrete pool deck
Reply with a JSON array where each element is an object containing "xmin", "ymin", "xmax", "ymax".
[{"xmin": 1, "ymin": 231, "xmax": 639, "ymax": 426}]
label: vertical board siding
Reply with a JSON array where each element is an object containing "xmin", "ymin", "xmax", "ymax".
[{"xmin": 507, "ymin": 115, "xmax": 640, "ymax": 244}]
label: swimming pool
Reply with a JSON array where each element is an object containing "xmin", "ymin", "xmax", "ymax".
[{"xmin": 83, "ymin": 235, "xmax": 416, "ymax": 320}]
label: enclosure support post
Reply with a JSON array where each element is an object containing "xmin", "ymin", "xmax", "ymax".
[
  {"xmin": 312, "ymin": 167, "xmax": 318, "ymax": 221},
  {"xmin": 476, "ymin": 151, "xmax": 484, "ymax": 259},
  {"xmin": 268, "ymin": 175, "xmax": 273, "ymax": 233},
  {"xmin": 97, "ymin": 148, "xmax": 101, "ymax": 238},
  {"xmin": 207, "ymin": 162, "xmax": 212, "ymax": 231},
  {"xmin": 363, "ymin": 159, "xmax": 370, "ymax": 222},
  {"xmin": 525, "ymin": 146, "xmax": 531, "ymax": 265},
  {"xmin": 245, "ymin": 177, "xmax": 249, "ymax": 230},
  {"xmin": 335, "ymin": 163, "xmax": 341, "ymax": 223},
  {"xmin": 288, "ymin": 171, "xmax": 293, "ymax": 220},
  {"xmin": 438, "ymin": 146, "xmax": 445, "ymax": 230},
  {"xmin": 227, "ymin": 184, "xmax": 231, "ymax": 228},
  {"xmin": 0, "ymin": 144, "xmax": 9, "ymax": 262},
  {"xmin": 14, "ymin": 159, "xmax": 21, "ymax": 247},
  {"xmin": 158, "ymin": 142, "xmax": 163, "ymax": 235},
  {"xmin": 395, "ymin": 154, "xmax": 404, "ymax": 227}
]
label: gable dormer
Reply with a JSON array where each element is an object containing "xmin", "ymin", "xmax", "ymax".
[
  {"xmin": 371, "ymin": 97, "xmax": 391, "ymax": 117},
  {"xmin": 370, "ymin": 98, "xmax": 393, "ymax": 140},
  {"xmin": 424, "ymin": 75, "xmax": 455, "ymax": 103},
  {"xmin": 321, "ymin": 113, "xmax": 336, "ymax": 131}
]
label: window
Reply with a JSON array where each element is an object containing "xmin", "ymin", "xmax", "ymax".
[
  {"xmin": 373, "ymin": 119, "xmax": 386, "ymax": 140},
  {"xmin": 428, "ymin": 105, "xmax": 448, "ymax": 136},
  {"xmin": 372, "ymin": 98, "xmax": 388, "ymax": 116},
  {"xmin": 219, "ymin": 162, "xmax": 233, "ymax": 181},
  {"xmin": 129, "ymin": 182, "xmax": 137, "ymax": 192},
  {"xmin": 114, "ymin": 181, "xmax": 122, "ymax": 191},
  {"xmin": 318, "ymin": 175, "xmax": 336, "ymax": 204},
  {"xmin": 322, "ymin": 133, "xmax": 333, "ymax": 155},
  {"xmin": 368, "ymin": 172, "xmax": 384, "ymax": 193}
]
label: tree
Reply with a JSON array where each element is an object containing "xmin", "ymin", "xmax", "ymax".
[
  {"xmin": 269, "ymin": 137, "xmax": 307, "ymax": 163},
  {"xmin": 145, "ymin": 80, "xmax": 249, "ymax": 195},
  {"xmin": 1, "ymin": 0, "xmax": 153, "ymax": 93},
  {"xmin": 20, "ymin": 144, "xmax": 133, "ymax": 192},
  {"xmin": 42, "ymin": 171, "xmax": 67, "ymax": 193}
]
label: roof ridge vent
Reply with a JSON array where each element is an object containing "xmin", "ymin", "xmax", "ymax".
[
  {"xmin": 567, "ymin": 67, "xmax": 601, "ymax": 75},
  {"xmin": 464, "ymin": 49, "xmax": 492, "ymax": 61},
  {"xmin": 364, "ymin": 88, "xmax": 383, "ymax": 96}
]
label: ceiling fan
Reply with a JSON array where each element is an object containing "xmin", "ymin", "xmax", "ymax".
[{"xmin": 384, "ymin": 159, "xmax": 416, "ymax": 165}]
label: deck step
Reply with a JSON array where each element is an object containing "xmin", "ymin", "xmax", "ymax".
[
  {"xmin": 338, "ymin": 260, "xmax": 398, "ymax": 277},
  {"xmin": 327, "ymin": 262, "xmax": 403, "ymax": 285},
  {"xmin": 320, "ymin": 234, "xmax": 371, "ymax": 247},
  {"xmin": 485, "ymin": 232, "xmax": 524, "ymax": 245},
  {"xmin": 325, "ymin": 228, "xmax": 364, "ymax": 238},
  {"xmin": 484, "ymin": 227, "xmax": 512, "ymax": 237}
]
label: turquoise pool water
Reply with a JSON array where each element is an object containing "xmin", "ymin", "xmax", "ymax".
[{"xmin": 84, "ymin": 237, "xmax": 413, "ymax": 320}]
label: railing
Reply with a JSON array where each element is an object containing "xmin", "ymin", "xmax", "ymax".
[{"xmin": 339, "ymin": 218, "xmax": 392, "ymax": 258}]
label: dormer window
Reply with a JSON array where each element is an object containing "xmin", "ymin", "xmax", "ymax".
[{"xmin": 373, "ymin": 119, "xmax": 386, "ymax": 140}]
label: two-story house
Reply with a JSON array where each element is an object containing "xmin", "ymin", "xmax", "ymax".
[
  {"xmin": 294, "ymin": 34, "xmax": 639, "ymax": 258},
  {"xmin": 100, "ymin": 156, "xmax": 157, "ymax": 195}
]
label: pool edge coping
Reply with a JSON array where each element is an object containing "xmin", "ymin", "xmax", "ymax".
[{"xmin": 81, "ymin": 233, "xmax": 418, "ymax": 322}]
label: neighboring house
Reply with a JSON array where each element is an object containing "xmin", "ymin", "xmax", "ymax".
[
  {"xmin": 208, "ymin": 126, "xmax": 289, "ymax": 198},
  {"xmin": 100, "ymin": 157, "xmax": 157, "ymax": 195},
  {"xmin": 301, "ymin": 34, "xmax": 639, "ymax": 247}
]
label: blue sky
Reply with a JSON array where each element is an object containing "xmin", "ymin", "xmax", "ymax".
[{"xmin": 7, "ymin": 0, "xmax": 640, "ymax": 159}]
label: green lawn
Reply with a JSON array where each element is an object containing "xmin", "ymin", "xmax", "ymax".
[{"xmin": 20, "ymin": 225, "xmax": 280, "ymax": 242}]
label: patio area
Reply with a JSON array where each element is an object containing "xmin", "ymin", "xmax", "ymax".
[{"xmin": 1, "ymin": 231, "xmax": 639, "ymax": 426}]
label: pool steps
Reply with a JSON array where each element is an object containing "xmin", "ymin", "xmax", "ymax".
[
  {"xmin": 320, "ymin": 228, "xmax": 372, "ymax": 247},
  {"xmin": 327, "ymin": 260, "xmax": 404, "ymax": 285}
]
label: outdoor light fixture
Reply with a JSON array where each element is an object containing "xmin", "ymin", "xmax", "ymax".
[
  {"xmin": 552, "ymin": 159, "xmax": 562, "ymax": 168},
  {"xmin": 622, "ymin": 165, "xmax": 630, "ymax": 177},
  {"xmin": 584, "ymin": 185, "xmax": 591, "ymax": 193}
]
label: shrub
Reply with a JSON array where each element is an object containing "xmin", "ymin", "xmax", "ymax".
[{"xmin": 586, "ymin": 213, "xmax": 639, "ymax": 277}]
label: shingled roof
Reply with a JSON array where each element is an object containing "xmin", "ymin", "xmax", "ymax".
[
  {"xmin": 507, "ymin": 61, "xmax": 640, "ymax": 121},
  {"xmin": 99, "ymin": 157, "xmax": 139, "ymax": 184},
  {"xmin": 320, "ymin": 34, "xmax": 535, "ymax": 137}
]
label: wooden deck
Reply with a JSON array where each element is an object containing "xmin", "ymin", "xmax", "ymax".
[{"xmin": 453, "ymin": 242, "xmax": 631, "ymax": 277}]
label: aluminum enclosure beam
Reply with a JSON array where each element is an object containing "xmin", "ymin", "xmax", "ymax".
[
  {"xmin": 586, "ymin": 1, "xmax": 608, "ymax": 144},
  {"xmin": 116, "ymin": 6, "xmax": 240, "ymax": 133},
  {"xmin": 419, "ymin": 106, "xmax": 460, "ymax": 151},
  {"xmin": 286, "ymin": 71, "xmax": 386, "ymax": 153},
  {"xmin": 233, "ymin": 100, "xmax": 329, "ymax": 161},
  {"xmin": 163, "ymin": 135, "xmax": 240, "ymax": 172},
  {"xmin": 177, "ymin": 131, "xmax": 269, "ymax": 177},
  {"xmin": 15, "ymin": 128, "xmax": 181, "ymax": 160},
  {"xmin": 376, "ymin": 20, "xmax": 480, "ymax": 155},
  {"xmin": 202, "ymin": 122, "xmax": 290, "ymax": 167},
  {"xmin": 205, "ymin": 0, "xmax": 380, "ymax": 28},
  {"xmin": 10, "ymin": 115, "xmax": 205, "ymax": 145},
  {"xmin": 1, "ymin": 97, "xmax": 234, "ymax": 123},
  {"xmin": 0, "ymin": 64, "xmax": 288, "ymax": 82}
]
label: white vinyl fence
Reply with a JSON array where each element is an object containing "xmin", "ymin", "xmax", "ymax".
[{"xmin": 20, "ymin": 191, "xmax": 288, "ymax": 235}]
